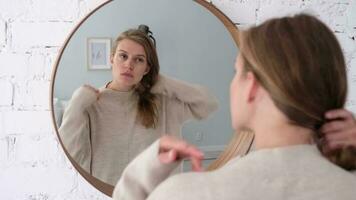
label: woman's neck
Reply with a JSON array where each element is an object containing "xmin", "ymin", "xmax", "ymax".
[
  {"xmin": 250, "ymin": 95, "xmax": 314, "ymax": 150},
  {"xmin": 107, "ymin": 81, "xmax": 133, "ymax": 92},
  {"xmin": 253, "ymin": 121, "xmax": 314, "ymax": 150}
]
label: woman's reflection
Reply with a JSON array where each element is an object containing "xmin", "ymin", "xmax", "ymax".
[{"xmin": 59, "ymin": 25, "xmax": 218, "ymax": 185}]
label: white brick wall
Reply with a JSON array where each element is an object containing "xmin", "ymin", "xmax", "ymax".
[
  {"xmin": 10, "ymin": 22, "xmax": 73, "ymax": 50},
  {"xmin": 0, "ymin": 53, "xmax": 29, "ymax": 80},
  {"xmin": 0, "ymin": 79, "xmax": 12, "ymax": 106},
  {"xmin": 0, "ymin": 18, "xmax": 5, "ymax": 47},
  {"xmin": 0, "ymin": 0, "xmax": 355, "ymax": 199},
  {"xmin": 0, "ymin": 0, "xmax": 79, "ymax": 21},
  {"xmin": 211, "ymin": 0, "xmax": 259, "ymax": 24},
  {"xmin": 0, "ymin": 0, "xmax": 110, "ymax": 199}
]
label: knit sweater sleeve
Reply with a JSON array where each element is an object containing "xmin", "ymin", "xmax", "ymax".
[
  {"xmin": 59, "ymin": 86, "xmax": 97, "ymax": 173},
  {"xmin": 151, "ymin": 74, "xmax": 218, "ymax": 121},
  {"xmin": 112, "ymin": 140, "xmax": 180, "ymax": 200}
]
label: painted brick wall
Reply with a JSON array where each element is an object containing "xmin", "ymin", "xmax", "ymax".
[{"xmin": 0, "ymin": 0, "xmax": 355, "ymax": 199}]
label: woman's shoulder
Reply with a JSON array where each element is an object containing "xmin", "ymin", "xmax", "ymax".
[
  {"xmin": 73, "ymin": 84, "xmax": 99, "ymax": 96},
  {"xmin": 149, "ymin": 165, "xmax": 246, "ymax": 200},
  {"xmin": 75, "ymin": 84, "xmax": 100, "ymax": 93},
  {"xmin": 148, "ymin": 171, "xmax": 217, "ymax": 200},
  {"xmin": 233, "ymin": 145, "xmax": 356, "ymax": 191},
  {"xmin": 69, "ymin": 85, "xmax": 99, "ymax": 106}
]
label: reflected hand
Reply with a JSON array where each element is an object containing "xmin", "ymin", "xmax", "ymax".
[
  {"xmin": 83, "ymin": 84, "xmax": 101, "ymax": 100},
  {"xmin": 320, "ymin": 109, "xmax": 356, "ymax": 151},
  {"xmin": 158, "ymin": 135, "xmax": 204, "ymax": 172}
]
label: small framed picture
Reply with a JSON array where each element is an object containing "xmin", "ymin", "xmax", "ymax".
[{"xmin": 87, "ymin": 38, "xmax": 112, "ymax": 70}]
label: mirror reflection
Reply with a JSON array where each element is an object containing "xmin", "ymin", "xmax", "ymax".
[{"xmin": 53, "ymin": 0, "xmax": 237, "ymax": 186}]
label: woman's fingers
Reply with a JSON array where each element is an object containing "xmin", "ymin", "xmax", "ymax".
[
  {"xmin": 325, "ymin": 109, "xmax": 355, "ymax": 121},
  {"xmin": 325, "ymin": 128, "xmax": 355, "ymax": 141},
  {"xmin": 191, "ymin": 157, "xmax": 203, "ymax": 172},
  {"xmin": 159, "ymin": 136, "xmax": 204, "ymax": 170},
  {"xmin": 184, "ymin": 145, "xmax": 204, "ymax": 159},
  {"xmin": 320, "ymin": 109, "xmax": 356, "ymax": 150},
  {"xmin": 83, "ymin": 84, "xmax": 101, "ymax": 99},
  {"xmin": 320, "ymin": 120, "xmax": 350, "ymax": 133},
  {"xmin": 159, "ymin": 136, "xmax": 187, "ymax": 151},
  {"xmin": 159, "ymin": 136, "xmax": 204, "ymax": 159},
  {"xmin": 327, "ymin": 140, "xmax": 354, "ymax": 150},
  {"xmin": 325, "ymin": 127, "xmax": 356, "ymax": 148},
  {"xmin": 158, "ymin": 149, "xmax": 178, "ymax": 164},
  {"xmin": 321, "ymin": 109, "xmax": 355, "ymax": 133}
]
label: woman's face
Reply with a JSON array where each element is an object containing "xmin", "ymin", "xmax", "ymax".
[
  {"xmin": 110, "ymin": 39, "xmax": 150, "ymax": 91},
  {"xmin": 230, "ymin": 53, "xmax": 251, "ymax": 131}
]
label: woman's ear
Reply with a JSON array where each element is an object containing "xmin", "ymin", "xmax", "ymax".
[
  {"xmin": 110, "ymin": 53, "xmax": 114, "ymax": 65},
  {"xmin": 245, "ymin": 72, "xmax": 259, "ymax": 103}
]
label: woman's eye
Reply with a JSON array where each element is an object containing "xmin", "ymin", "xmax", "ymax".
[
  {"xmin": 136, "ymin": 58, "xmax": 145, "ymax": 63},
  {"xmin": 118, "ymin": 53, "xmax": 127, "ymax": 59}
]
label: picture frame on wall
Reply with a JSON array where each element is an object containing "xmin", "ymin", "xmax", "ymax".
[{"xmin": 87, "ymin": 37, "xmax": 112, "ymax": 70}]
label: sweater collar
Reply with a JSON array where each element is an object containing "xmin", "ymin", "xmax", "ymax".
[
  {"xmin": 226, "ymin": 144, "xmax": 321, "ymax": 167},
  {"xmin": 98, "ymin": 82, "xmax": 136, "ymax": 102}
]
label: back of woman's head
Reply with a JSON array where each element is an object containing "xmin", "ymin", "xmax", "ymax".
[{"xmin": 240, "ymin": 14, "xmax": 354, "ymax": 169}]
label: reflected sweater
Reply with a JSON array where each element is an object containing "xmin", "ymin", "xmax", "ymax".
[
  {"xmin": 59, "ymin": 75, "xmax": 218, "ymax": 185},
  {"xmin": 113, "ymin": 140, "xmax": 356, "ymax": 200}
]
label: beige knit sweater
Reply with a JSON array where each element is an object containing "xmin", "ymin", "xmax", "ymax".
[
  {"xmin": 59, "ymin": 75, "xmax": 218, "ymax": 185},
  {"xmin": 113, "ymin": 140, "xmax": 356, "ymax": 200}
]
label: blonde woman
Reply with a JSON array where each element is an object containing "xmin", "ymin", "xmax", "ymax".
[
  {"xmin": 59, "ymin": 25, "xmax": 218, "ymax": 185},
  {"xmin": 113, "ymin": 14, "xmax": 356, "ymax": 200}
]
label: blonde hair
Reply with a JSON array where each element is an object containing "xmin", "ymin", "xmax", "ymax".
[
  {"xmin": 209, "ymin": 14, "xmax": 355, "ymax": 170},
  {"xmin": 207, "ymin": 129, "xmax": 254, "ymax": 170}
]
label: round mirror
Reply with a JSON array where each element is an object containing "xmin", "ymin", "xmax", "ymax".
[{"xmin": 51, "ymin": 0, "xmax": 240, "ymax": 196}]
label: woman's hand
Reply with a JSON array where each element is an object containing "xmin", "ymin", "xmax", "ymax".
[
  {"xmin": 83, "ymin": 84, "xmax": 101, "ymax": 100},
  {"xmin": 158, "ymin": 135, "xmax": 204, "ymax": 172},
  {"xmin": 320, "ymin": 109, "xmax": 356, "ymax": 151}
]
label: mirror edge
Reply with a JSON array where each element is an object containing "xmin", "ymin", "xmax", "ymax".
[
  {"xmin": 193, "ymin": 0, "xmax": 255, "ymax": 171},
  {"xmin": 49, "ymin": 0, "xmax": 252, "ymax": 197},
  {"xmin": 193, "ymin": 0, "xmax": 240, "ymax": 47},
  {"xmin": 49, "ymin": 0, "xmax": 115, "ymax": 197}
]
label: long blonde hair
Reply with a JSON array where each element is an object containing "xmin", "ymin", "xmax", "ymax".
[
  {"xmin": 207, "ymin": 129, "xmax": 254, "ymax": 170},
  {"xmin": 209, "ymin": 14, "xmax": 355, "ymax": 171}
]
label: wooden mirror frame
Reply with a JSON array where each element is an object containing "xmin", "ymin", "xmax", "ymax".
[{"xmin": 49, "ymin": 0, "xmax": 253, "ymax": 197}]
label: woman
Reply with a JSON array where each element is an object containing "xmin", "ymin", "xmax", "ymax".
[
  {"xmin": 113, "ymin": 14, "xmax": 356, "ymax": 200},
  {"xmin": 59, "ymin": 25, "xmax": 218, "ymax": 185}
]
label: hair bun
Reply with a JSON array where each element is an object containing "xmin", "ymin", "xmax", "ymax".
[
  {"xmin": 138, "ymin": 24, "xmax": 151, "ymax": 35},
  {"xmin": 138, "ymin": 24, "xmax": 156, "ymax": 47}
]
